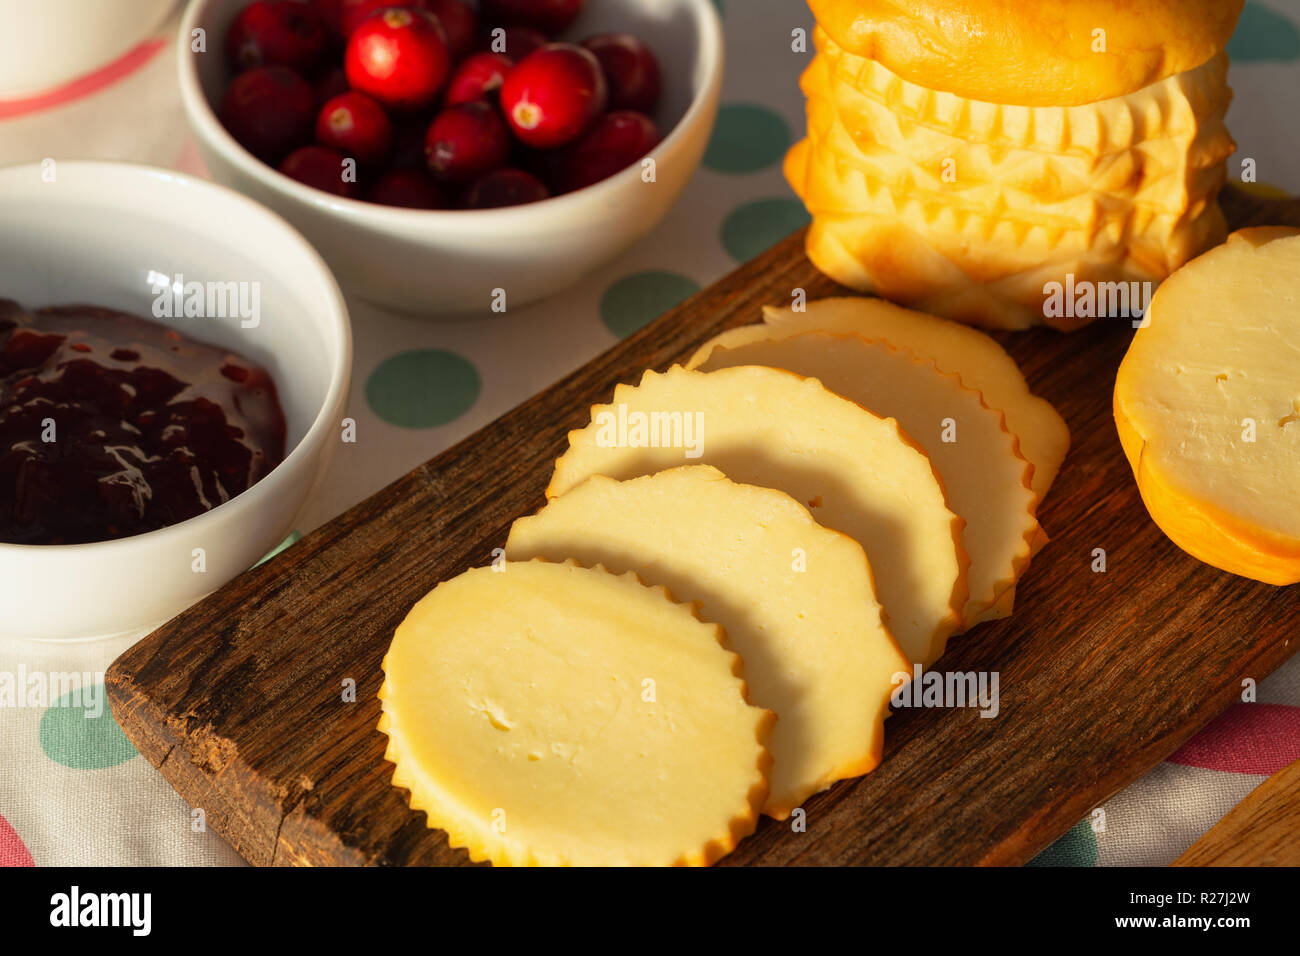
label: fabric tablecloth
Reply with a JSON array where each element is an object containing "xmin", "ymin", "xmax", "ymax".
[{"xmin": 1, "ymin": 0, "xmax": 1298, "ymax": 867}]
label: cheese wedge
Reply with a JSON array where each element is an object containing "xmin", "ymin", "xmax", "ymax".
[
  {"xmin": 689, "ymin": 332, "xmax": 1038, "ymax": 627},
  {"xmin": 1114, "ymin": 227, "xmax": 1300, "ymax": 584},
  {"xmin": 548, "ymin": 365, "xmax": 967, "ymax": 665},
  {"xmin": 379, "ymin": 560, "xmax": 774, "ymax": 866},
  {"xmin": 508, "ymin": 466, "xmax": 908, "ymax": 816},
  {"xmin": 759, "ymin": 297, "xmax": 1070, "ymax": 502}
]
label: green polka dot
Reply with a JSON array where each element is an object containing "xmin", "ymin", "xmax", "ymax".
[
  {"xmin": 1027, "ymin": 820, "xmax": 1099, "ymax": 867},
  {"xmin": 600, "ymin": 271, "xmax": 701, "ymax": 338},
  {"xmin": 255, "ymin": 529, "xmax": 301, "ymax": 567},
  {"xmin": 1226, "ymin": 2, "xmax": 1300, "ymax": 62},
  {"xmin": 366, "ymin": 350, "xmax": 481, "ymax": 429},
  {"xmin": 720, "ymin": 198, "xmax": 810, "ymax": 263},
  {"xmin": 39, "ymin": 683, "xmax": 137, "ymax": 770},
  {"xmin": 704, "ymin": 104, "xmax": 791, "ymax": 174}
]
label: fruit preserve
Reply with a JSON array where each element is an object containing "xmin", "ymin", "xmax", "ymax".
[{"xmin": 0, "ymin": 300, "xmax": 286, "ymax": 545}]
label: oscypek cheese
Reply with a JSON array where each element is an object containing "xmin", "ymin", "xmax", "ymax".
[
  {"xmin": 760, "ymin": 297, "xmax": 1070, "ymax": 502},
  {"xmin": 1114, "ymin": 227, "xmax": 1300, "ymax": 584},
  {"xmin": 379, "ymin": 560, "xmax": 774, "ymax": 866},
  {"xmin": 690, "ymin": 331, "xmax": 1039, "ymax": 628},
  {"xmin": 508, "ymin": 466, "xmax": 908, "ymax": 817},
  {"xmin": 548, "ymin": 364, "xmax": 967, "ymax": 666}
]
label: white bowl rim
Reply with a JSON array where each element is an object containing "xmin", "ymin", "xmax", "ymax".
[
  {"xmin": 0, "ymin": 158, "xmax": 353, "ymax": 556},
  {"xmin": 177, "ymin": 0, "xmax": 725, "ymax": 229}
]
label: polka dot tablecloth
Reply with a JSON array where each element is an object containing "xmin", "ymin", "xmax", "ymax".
[{"xmin": 1, "ymin": 0, "xmax": 1298, "ymax": 868}]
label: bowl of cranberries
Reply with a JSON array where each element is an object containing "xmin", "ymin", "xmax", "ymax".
[{"xmin": 178, "ymin": 0, "xmax": 724, "ymax": 314}]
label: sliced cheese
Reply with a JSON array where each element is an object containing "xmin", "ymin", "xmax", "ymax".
[
  {"xmin": 1114, "ymin": 227, "xmax": 1300, "ymax": 584},
  {"xmin": 379, "ymin": 560, "xmax": 774, "ymax": 866},
  {"xmin": 548, "ymin": 365, "xmax": 967, "ymax": 665},
  {"xmin": 690, "ymin": 331, "xmax": 1038, "ymax": 626},
  {"xmin": 759, "ymin": 297, "xmax": 1070, "ymax": 502},
  {"xmin": 508, "ymin": 466, "xmax": 908, "ymax": 817}
]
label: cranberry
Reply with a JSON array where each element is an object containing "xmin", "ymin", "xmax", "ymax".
[
  {"xmin": 426, "ymin": 0, "xmax": 477, "ymax": 59},
  {"xmin": 219, "ymin": 66, "xmax": 315, "ymax": 163},
  {"xmin": 389, "ymin": 113, "xmax": 436, "ymax": 168},
  {"xmin": 581, "ymin": 33, "xmax": 660, "ymax": 114},
  {"xmin": 481, "ymin": 0, "xmax": 585, "ymax": 36},
  {"xmin": 345, "ymin": 8, "xmax": 450, "ymax": 111},
  {"xmin": 500, "ymin": 43, "xmax": 606, "ymax": 148},
  {"xmin": 478, "ymin": 24, "xmax": 546, "ymax": 60},
  {"xmin": 315, "ymin": 91, "xmax": 393, "ymax": 165},
  {"xmin": 549, "ymin": 110, "xmax": 659, "ymax": 193},
  {"xmin": 366, "ymin": 168, "xmax": 448, "ymax": 208},
  {"xmin": 226, "ymin": 1, "xmax": 329, "ymax": 73},
  {"xmin": 462, "ymin": 167, "xmax": 550, "ymax": 208},
  {"xmin": 338, "ymin": 0, "xmax": 428, "ymax": 37},
  {"xmin": 309, "ymin": 0, "xmax": 344, "ymax": 37},
  {"xmin": 312, "ymin": 66, "xmax": 351, "ymax": 108},
  {"xmin": 425, "ymin": 101, "xmax": 511, "ymax": 184},
  {"xmin": 445, "ymin": 52, "xmax": 514, "ymax": 104},
  {"xmin": 279, "ymin": 145, "xmax": 361, "ymax": 197}
]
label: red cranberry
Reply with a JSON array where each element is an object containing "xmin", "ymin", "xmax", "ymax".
[
  {"xmin": 581, "ymin": 33, "xmax": 660, "ymax": 114},
  {"xmin": 389, "ymin": 113, "xmax": 436, "ymax": 168},
  {"xmin": 315, "ymin": 91, "xmax": 393, "ymax": 165},
  {"xmin": 345, "ymin": 8, "xmax": 450, "ymax": 111},
  {"xmin": 425, "ymin": 101, "xmax": 511, "ymax": 184},
  {"xmin": 481, "ymin": 0, "xmax": 585, "ymax": 36},
  {"xmin": 219, "ymin": 66, "xmax": 315, "ymax": 163},
  {"xmin": 338, "ymin": 0, "xmax": 429, "ymax": 37},
  {"xmin": 279, "ymin": 145, "xmax": 361, "ymax": 197},
  {"xmin": 500, "ymin": 43, "xmax": 606, "ymax": 148},
  {"xmin": 445, "ymin": 52, "xmax": 514, "ymax": 104},
  {"xmin": 226, "ymin": 1, "xmax": 329, "ymax": 73},
  {"xmin": 312, "ymin": 66, "xmax": 351, "ymax": 108},
  {"xmin": 309, "ymin": 0, "xmax": 344, "ymax": 37},
  {"xmin": 426, "ymin": 0, "xmax": 477, "ymax": 59},
  {"xmin": 463, "ymin": 168, "xmax": 550, "ymax": 208},
  {"xmin": 478, "ymin": 24, "xmax": 546, "ymax": 60},
  {"xmin": 366, "ymin": 168, "xmax": 448, "ymax": 208},
  {"xmin": 549, "ymin": 110, "xmax": 659, "ymax": 193}
]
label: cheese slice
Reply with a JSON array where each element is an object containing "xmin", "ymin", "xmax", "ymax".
[
  {"xmin": 760, "ymin": 297, "xmax": 1070, "ymax": 502},
  {"xmin": 689, "ymin": 331, "xmax": 1038, "ymax": 627},
  {"xmin": 508, "ymin": 466, "xmax": 908, "ymax": 816},
  {"xmin": 548, "ymin": 365, "xmax": 966, "ymax": 665},
  {"xmin": 379, "ymin": 560, "xmax": 774, "ymax": 866},
  {"xmin": 1114, "ymin": 227, "xmax": 1300, "ymax": 584}
]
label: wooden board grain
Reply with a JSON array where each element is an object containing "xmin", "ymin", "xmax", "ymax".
[
  {"xmin": 1172, "ymin": 758, "xmax": 1300, "ymax": 867},
  {"xmin": 105, "ymin": 188, "xmax": 1300, "ymax": 866}
]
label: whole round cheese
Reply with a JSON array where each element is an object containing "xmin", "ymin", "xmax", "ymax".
[
  {"xmin": 547, "ymin": 364, "xmax": 966, "ymax": 666},
  {"xmin": 508, "ymin": 466, "xmax": 909, "ymax": 816},
  {"xmin": 379, "ymin": 560, "xmax": 774, "ymax": 866},
  {"xmin": 690, "ymin": 331, "xmax": 1039, "ymax": 628}
]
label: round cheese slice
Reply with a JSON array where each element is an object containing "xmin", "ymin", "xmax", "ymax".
[
  {"xmin": 547, "ymin": 365, "xmax": 966, "ymax": 666},
  {"xmin": 508, "ymin": 466, "xmax": 909, "ymax": 817},
  {"xmin": 1114, "ymin": 227, "xmax": 1300, "ymax": 584},
  {"xmin": 690, "ymin": 331, "xmax": 1039, "ymax": 628},
  {"xmin": 758, "ymin": 297, "xmax": 1070, "ymax": 502},
  {"xmin": 378, "ymin": 560, "xmax": 774, "ymax": 866}
]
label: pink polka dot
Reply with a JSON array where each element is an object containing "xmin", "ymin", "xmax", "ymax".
[{"xmin": 0, "ymin": 812, "xmax": 33, "ymax": 867}]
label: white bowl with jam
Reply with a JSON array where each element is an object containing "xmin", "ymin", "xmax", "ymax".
[{"xmin": 0, "ymin": 161, "xmax": 351, "ymax": 641}]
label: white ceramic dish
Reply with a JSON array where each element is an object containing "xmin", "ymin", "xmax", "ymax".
[
  {"xmin": 0, "ymin": 161, "xmax": 351, "ymax": 642},
  {"xmin": 177, "ymin": 0, "xmax": 724, "ymax": 314},
  {"xmin": 0, "ymin": 0, "xmax": 176, "ymax": 97}
]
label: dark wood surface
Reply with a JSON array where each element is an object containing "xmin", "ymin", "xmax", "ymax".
[
  {"xmin": 105, "ymin": 187, "xmax": 1300, "ymax": 866},
  {"xmin": 1172, "ymin": 757, "xmax": 1300, "ymax": 867}
]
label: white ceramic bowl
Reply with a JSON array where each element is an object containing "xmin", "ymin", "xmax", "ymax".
[
  {"xmin": 178, "ymin": 0, "xmax": 724, "ymax": 314},
  {"xmin": 0, "ymin": 0, "xmax": 176, "ymax": 97},
  {"xmin": 0, "ymin": 161, "xmax": 351, "ymax": 642}
]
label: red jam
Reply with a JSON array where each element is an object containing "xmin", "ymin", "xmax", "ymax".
[{"xmin": 0, "ymin": 300, "xmax": 286, "ymax": 545}]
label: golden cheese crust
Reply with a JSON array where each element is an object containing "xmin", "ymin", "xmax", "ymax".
[{"xmin": 808, "ymin": 0, "xmax": 1245, "ymax": 106}]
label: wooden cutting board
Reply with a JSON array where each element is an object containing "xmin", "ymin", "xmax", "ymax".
[{"xmin": 105, "ymin": 187, "xmax": 1300, "ymax": 866}]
